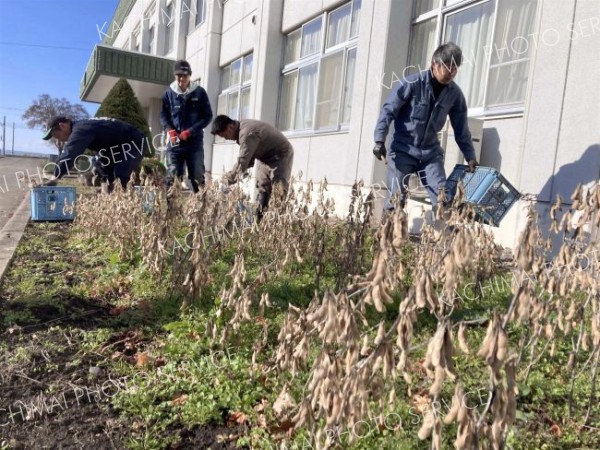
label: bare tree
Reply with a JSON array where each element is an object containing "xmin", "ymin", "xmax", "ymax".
[{"xmin": 22, "ymin": 94, "xmax": 90, "ymax": 153}]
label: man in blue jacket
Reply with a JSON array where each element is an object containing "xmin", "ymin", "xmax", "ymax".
[
  {"xmin": 373, "ymin": 42, "xmax": 478, "ymax": 210},
  {"xmin": 160, "ymin": 60, "xmax": 213, "ymax": 193},
  {"xmin": 42, "ymin": 116, "xmax": 146, "ymax": 190}
]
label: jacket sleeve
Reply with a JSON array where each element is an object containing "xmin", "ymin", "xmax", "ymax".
[
  {"xmin": 449, "ymin": 91, "xmax": 476, "ymax": 162},
  {"xmin": 160, "ymin": 91, "xmax": 175, "ymax": 131},
  {"xmin": 189, "ymin": 87, "xmax": 213, "ymax": 136},
  {"xmin": 53, "ymin": 125, "xmax": 95, "ymax": 179},
  {"xmin": 373, "ymin": 82, "xmax": 410, "ymax": 143},
  {"xmin": 231, "ymin": 131, "xmax": 260, "ymax": 175}
]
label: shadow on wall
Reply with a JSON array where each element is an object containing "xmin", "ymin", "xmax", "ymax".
[
  {"xmin": 480, "ymin": 127, "xmax": 501, "ymax": 170},
  {"xmin": 538, "ymin": 144, "xmax": 600, "ymax": 204},
  {"xmin": 533, "ymin": 143, "xmax": 600, "ymax": 256}
]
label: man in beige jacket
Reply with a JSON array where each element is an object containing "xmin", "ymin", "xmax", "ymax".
[{"xmin": 211, "ymin": 114, "xmax": 294, "ymax": 220}]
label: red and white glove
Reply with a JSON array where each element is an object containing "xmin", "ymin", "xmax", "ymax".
[
  {"xmin": 167, "ymin": 129, "xmax": 179, "ymax": 145},
  {"xmin": 179, "ymin": 129, "xmax": 192, "ymax": 141}
]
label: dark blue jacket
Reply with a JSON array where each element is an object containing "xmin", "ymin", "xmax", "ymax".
[
  {"xmin": 160, "ymin": 81, "xmax": 213, "ymax": 145},
  {"xmin": 53, "ymin": 118, "xmax": 146, "ymax": 178},
  {"xmin": 374, "ymin": 70, "xmax": 476, "ymax": 163}
]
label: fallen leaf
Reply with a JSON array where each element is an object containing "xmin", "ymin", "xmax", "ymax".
[
  {"xmin": 170, "ymin": 394, "xmax": 188, "ymax": 406},
  {"xmin": 227, "ymin": 411, "xmax": 248, "ymax": 426},
  {"xmin": 154, "ymin": 357, "xmax": 166, "ymax": 367},
  {"xmin": 549, "ymin": 423, "xmax": 562, "ymax": 437},
  {"xmin": 135, "ymin": 352, "xmax": 151, "ymax": 367}
]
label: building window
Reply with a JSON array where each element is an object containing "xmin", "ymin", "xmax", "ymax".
[
  {"xmin": 132, "ymin": 24, "xmax": 141, "ymax": 52},
  {"xmin": 216, "ymin": 53, "xmax": 253, "ymax": 141},
  {"xmin": 163, "ymin": 2, "xmax": 176, "ymax": 55},
  {"xmin": 278, "ymin": 0, "xmax": 361, "ymax": 132},
  {"xmin": 146, "ymin": 25, "xmax": 155, "ymax": 53},
  {"xmin": 144, "ymin": 2, "xmax": 156, "ymax": 54},
  {"xmin": 195, "ymin": 0, "xmax": 206, "ymax": 27},
  {"xmin": 409, "ymin": 0, "xmax": 539, "ymax": 113}
]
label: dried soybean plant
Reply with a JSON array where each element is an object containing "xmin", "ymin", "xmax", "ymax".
[{"xmin": 75, "ymin": 169, "xmax": 599, "ymax": 449}]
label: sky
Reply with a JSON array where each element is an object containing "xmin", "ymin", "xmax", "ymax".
[{"xmin": 0, "ymin": 0, "xmax": 119, "ymax": 155}]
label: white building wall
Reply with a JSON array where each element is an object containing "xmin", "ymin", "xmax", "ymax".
[
  {"xmin": 103, "ymin": 0, "xmax": 598, "ymax": 249},
  {"xmin": 515, "ymin": 0, "xmax": 600, "ymax": 249}
]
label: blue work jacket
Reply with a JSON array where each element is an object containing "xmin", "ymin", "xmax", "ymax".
[
  {"xmin": 374, "ymin": 69, "xmax": 476, "ymax": 163},
  {"xmin": 160, "ymin": 81, "xmax": 213, "ymax": 144}
]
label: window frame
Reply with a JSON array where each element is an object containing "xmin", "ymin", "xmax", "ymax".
[
  {"xmin": 278, "ymin": 0, "xmax": 361, "ymax": 136},
  {"xmin": 215, "ymin": 53, "xmax": 254, "ymax": 142},
  {"xmin": 409, "ymin": 0, "xmax": 539, "ymax": 116},
  {"xmin": 191, "ymin": 0, "xmax": 206, "ymax": 31},
  {"xmin": 163, "ymin": 1, "xmax": 176, "ymax": 55}
]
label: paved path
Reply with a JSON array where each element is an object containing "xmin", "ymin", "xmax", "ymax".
[{"xmin": 0, "ymin": 156, "xmax": 48, "ymax": 282}]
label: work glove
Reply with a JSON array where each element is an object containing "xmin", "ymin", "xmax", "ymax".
[
  {"xmin": 373, "ymin": 142, "xmax": 386, "ymax": 161},
  {"xmin": 167, "ymin": 129, "xmax": 180, "ymax": 145},
  {"xmin": 467, "ymin": 159, "xmax": 479, "ymax": 172},
  {"xmin": 179, "ymin": 129, "xmax": 192, "ymax": 141}
]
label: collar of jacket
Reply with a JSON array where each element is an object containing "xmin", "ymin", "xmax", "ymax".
[
  {"xmin": 169, "ymin": 80, "xmax": 200, "ymax": 96},
  {"xmin": 234, "ymin": 121, "xmax": 241, "ymax": 144},
  {"xmin": 422, "ymin": 68, "xmax": 455, "ymax": 102}
]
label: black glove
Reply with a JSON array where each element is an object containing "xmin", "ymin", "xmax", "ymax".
[
  {"xmin": 373, "ymin": 142, "xmax": 386, "ymax": 161},
  {"xmin": 467, "ymin": 159, "xmax": 479, "ymax": 172}
]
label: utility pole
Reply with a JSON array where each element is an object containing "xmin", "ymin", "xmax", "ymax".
[
  {"xmin": 12, "ymin": 122, "xmax": 15, "ymax": 155},
  {"xmin": 1, "ymin": 116, "xmax": 5, "ymax": 156}
]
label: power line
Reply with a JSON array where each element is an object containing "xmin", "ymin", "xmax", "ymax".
[
  {"xmin": 0, "ymin": 106, "xmax": 27, "ymax": 111},
  {"xmin": 0, "ymin": 41, "xmax": 90, "ymax": 52}
]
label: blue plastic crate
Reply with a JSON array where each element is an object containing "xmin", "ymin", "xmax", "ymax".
[
  {"xmin": 445, "ymin": 165, "xmax": 520, "ymax": 226},
  {"xmin": 30, "ymin": 186, "xmax": 77, "ymax": 221},
  {"xmin": 134, "ymin": 186, "xmax": 157, "ymax": 214}
]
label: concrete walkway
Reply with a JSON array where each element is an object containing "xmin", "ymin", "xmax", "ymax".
[{"xmin": 0, "ymin": 156, "xmax": 48, "ymax": 283}]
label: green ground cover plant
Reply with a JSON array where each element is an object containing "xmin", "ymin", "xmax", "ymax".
[{"xmin": 0, "ymin": 178, "xmax": 598, "ymax": 449}]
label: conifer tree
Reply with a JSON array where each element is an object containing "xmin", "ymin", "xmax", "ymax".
[{"xmin": 95, "ymin": 78, "xmax": 154, "ymax": 156}]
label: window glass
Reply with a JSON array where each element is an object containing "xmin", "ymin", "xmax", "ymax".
[
  {"xmin": 164, "ymin": 3, "xmax": 175, "ymax": 54},
  {"xmin": 300, "ymin": 17, "xmax": 323, "ymax": 58},
  {"xmin": 407, "ymin": 18, "xmax": 437, "ymax": 75},
  {"xmin": 228, "ymin": 91, "xmax": 240, "ymax": 120},
  {"xmin": 243, "ymin": 54, "xmax": 253, "ymax": 83},
  {"xmin": 326, "ymin": 3, "xmax": 351, "ymax": 49},
  {"xmin": 350, "ymin": 0, "xmax": 361, "ymax": 38},
  {"xmin": 146, "ymin": 25, "xmax": 155, "ymax": 53},
  {"xmin": 315, "ymin": 52, "xmax": 344, "ymax": 129},
  {"xmin": 444, "ymin": 0, "xmax": 494, "ymax": 108},
  {"xmin": 486, "ymin": 0, "xmax": 538, "ymax": 108},
  {"xmin": 279, "ymin": 71, "xmax": 299, "ymax": 130},
  {"xmin": 195, "ymin": 0, "xmax": 205, "ymax": 27},
  {"xmin": 294, "ymin": 63, "xmax": 318, "ymax": 130},
  {"xmin": 240, "ymin": 87, "xmax": 251, "ymax": 119},
  {"xmin": 222, "ymin": 65, "xmax": 231, "ymax": 90},
  {"xmin": 284, "ymin": 30, "xmax": 302, "ymax": 65},
  {"xmin": 341, "ymin": 47, "xmax": 357, "ymax": 124},
  {"xmin": 230, "ymin": 58, "xmax": 242, "ymax": 87},
  {"xmin": 279, "ymin": 2, "xmax": 359, "ymax": 132},
  {"xmin": 414, "ymin": 0, "xmax": 440, "ymax": 17}
]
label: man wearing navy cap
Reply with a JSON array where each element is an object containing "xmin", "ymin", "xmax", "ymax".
[
  {"xmin": 42, "ymin": 115, "xmax": 146, "ymax": 191},
  {"xmin": 160, "ymin": 59, "xmax": 213, "ymax": 193}
]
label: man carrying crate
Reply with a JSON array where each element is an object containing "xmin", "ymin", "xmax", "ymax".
[
  {"xmin": 41, "ymin": 116, "xmax": 146, "ymax": 192},
  {"xmin": 373, "ymin": 42, "xmax": 479, "ymax": 210}
]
